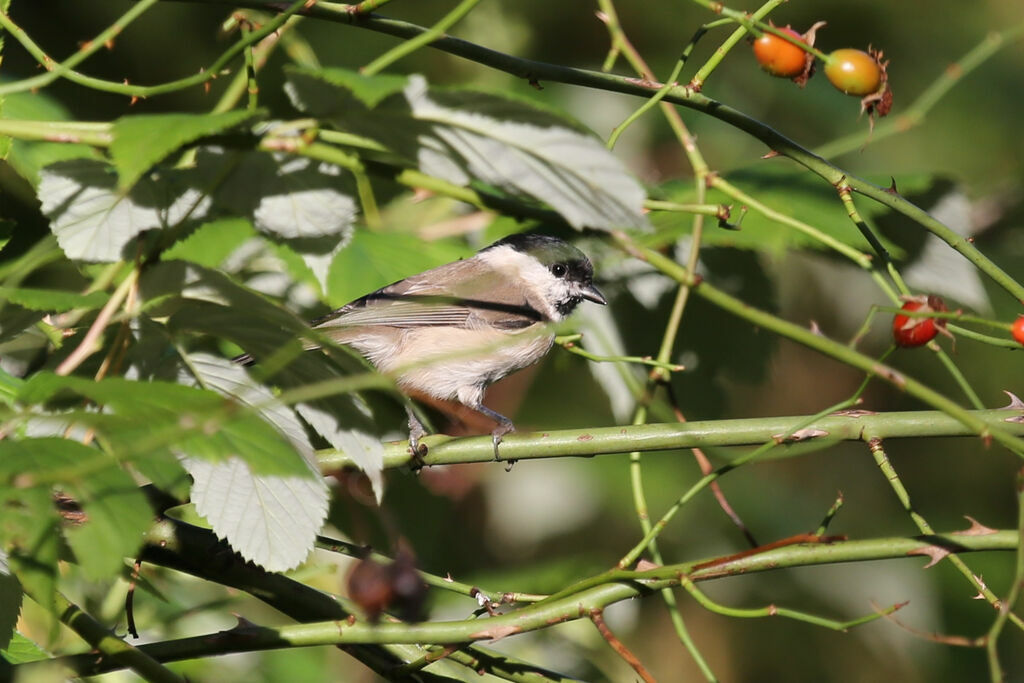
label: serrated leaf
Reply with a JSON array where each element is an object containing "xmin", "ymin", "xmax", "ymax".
[
  {"xmin": 111, "ymin": 110, "xmax": 258, "ymax": 189},
  {"xmin": 294, "ymin": 399, "xmax": 385, "ymax": 502},
  {"xmin": 327, "ymin": 229, "xmax": 471, "ymax": 306},
  {"xmin": 197, "ymin": 147, "xmax": 357, "ymax": 240},
  {"xmin": 185, "ymin": 457, "xmax": 326, "ymax": 571},
  {"xmin": 287, "ymin": 70, "xmax": 649, "ymax": 232},
  {"xmin": 0, "ymin": 286, "xmax": 108, "ymax": 312},
  {"xmin": 176, "ymin": 354, "xmax": 328, "ymax": 572},
  {"xmin": 161, "ymin": 216, "xmax": 256, "ymax": 268},
  {"xmin": 18, "ymin": 374, "xmax": 312, "ymax": 477},
  {"xmin": 169, "ymin": 302, "xmax": 388, "ymax": 500},
  {"xmin": 1, "ymin": 631, "xmax": 50, "ymax": 665},
  {"xmin": 38, "ymin": 159, "xmax": 212, "ymax": 262},
  {"xmin": 286, "ymin": 65, "xmax": 408, "ymax": 110},
  {"xmin": 0, "ymin": 551, "xmax": 22, "ymax": 651}
]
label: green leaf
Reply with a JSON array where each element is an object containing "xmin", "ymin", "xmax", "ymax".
[
  {"xmin": 286, "ymin": 70, "xmax": 649, "ymax": 232},
  {"xmin": 0, "ymin": 551, "xmax": 22, "ymax": 651},
  {"xmin": 0, "ymin": 488, "xmax": 59, "ymax": 634},
  {"xmin": 285, "ymin": 65, "xmax": 407, "ymax": 111},
  {"xmin": 18, "ymin": 374, "xmax": 313, "ymax": 477},
  {"xmin": 178, "ymin": 353, "xmax": 328, "ymax": 572},
  {"xmin": 650, "ymin": 164, "xmax": 907, "ymax": 257},
  {"xmin": 0, "ymin": 286, "xmax": 108, "ymax": 312},
  {"xmin": 1, "ymin": 631, "xmax": 50, "ymax": 665},
  {"xmin": 0, "ymin": 365, "xmax": 22, "ymax": 406},
  {"xmin": 63, "ymin": 466, "xmax": 151, "ymax": 580},
  {"xmin": 327, "ymin": 229, "xmax": 472, "ymax": 306},
  {"xmin": 161, "ymin": 216, "xmax": 256, "ymax": 268},
  {"xmin": 111, "ymin": 110, "xmax": 258, "ymax": 189},
  {"xmin": 0, "ymin": 439, "xmax": 149, "ymax": 580},
  {"xmin": 38, "ymin": 159, "xmax": 212, "ymax": 262}
]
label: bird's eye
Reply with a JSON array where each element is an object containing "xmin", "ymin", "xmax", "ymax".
[{"xmin": 551, "ymin": 263, "xmax": 567, "ymax": 278}]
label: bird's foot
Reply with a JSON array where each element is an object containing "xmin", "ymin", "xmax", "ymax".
[
  {"xmin": 491, "ymin": 420, "xmax": 516, "ymax": 471},
  {"xmin": 406, "ymin": 408, "xmax": 429, "ymax": 469}
]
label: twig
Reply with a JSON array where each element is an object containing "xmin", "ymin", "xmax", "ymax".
[
  {"xmin": 55, "ymin": 269, "xmax": 139, "ymax": 376},
  {"xmin": 590, "ymin": 609, "xmax": 655, "ymax": 683},
  {"xmin": 864, "ymin": 436, "xmax": 1024, "ymax": 632}
]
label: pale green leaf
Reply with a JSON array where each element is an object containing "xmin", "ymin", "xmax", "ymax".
[
  {"xmin": 38, "ymin": 159, "xmax": 212, "ymax": 262},
  {"xmin": 63, "ymin": 464, "xmax": 150, "ymax": 580},
  {"xmin": 286, "ymin": 69, "xmax": 649, "ymax": 232},
  {"xmin": 178, "ymin": 354, "xmax": 328, "ymax": 572},
  {"xmin": 0, "ymin": 439, "xmax": 148, "ymax": 580},
  {"xmin": 197, "ymin": 147, "xmax": 357, "ymax": 240}
]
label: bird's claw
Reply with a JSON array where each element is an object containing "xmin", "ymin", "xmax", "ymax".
[
  {"xmin": 406, "ymin": 408, "xmax": 429, "ymax": 469},
  {"xmin": 491, "ymin": 421, "xmax": 516, "ymax": 471}
]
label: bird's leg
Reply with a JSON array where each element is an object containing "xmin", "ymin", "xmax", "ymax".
[
  {"xmin": 405, "ymin": 405, "xmax": 429, "ymax": 466},
  {"xmin": 472, "ymin": 404, "xmax": 516, "ymax": 468}
]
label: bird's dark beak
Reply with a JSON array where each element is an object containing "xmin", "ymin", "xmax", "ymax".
[{"xmin": 580, "ymin": 283, "xmax": 607, "ymax": 306}]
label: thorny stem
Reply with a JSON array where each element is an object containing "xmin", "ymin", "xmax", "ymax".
[
  {"xmin": 48, "ymin": 518, "xmax": 1021, "ymax": 678},
  {"xmin": 678, "ymin": 573, "xmax": 905, "ymax": 631},
  {"xmin": 0, "ymin": 0, "xmax": 161, "ymax": 96},
  {"xmin": 613, "ymin": 233, "xmax": 1024, "ymax": 459},
  {"xmin": 51, "ymin": 591, "xmax": 186, "ymax": 683},
  {"xmin": 985, "ymin": 468, "xmax": 1024, "ymax": 681},
  {"xmin": 865, "ymin": 437, "xmax": 1024, "ymax": 633},
  {"xmin": 0, "ymin": 0, "xmax": 311, "ymax": 98}
]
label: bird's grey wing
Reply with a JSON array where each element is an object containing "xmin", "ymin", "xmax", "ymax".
[{"xmin": 312, "ymin": 259, "xmax": 543, "ymax": 331}]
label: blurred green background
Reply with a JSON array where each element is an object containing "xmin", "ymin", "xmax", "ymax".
[{"xmin": 3, "ymin": 1, "xmax": 1024, "ymax": 681}]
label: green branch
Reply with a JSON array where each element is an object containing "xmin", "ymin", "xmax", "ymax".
[
  {"xmin": 160, "ymin": 0, "xmax": 1024, "ymax": 305},
  {"xmin": 49, "ymin": 525, "xmax": 1019, "ymax": 677},
  {"xmin": 316, "ymin": 408, "xmax": 1024, "ymax": 471}
]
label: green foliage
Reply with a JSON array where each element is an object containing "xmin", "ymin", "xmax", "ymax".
[
  {"xmin": 110, "ymin": 110, "xmax": 259, "ymax": 189},
  {"xmin": 0, "ymin": 0, "xmax": 1022, "ymax": 681}
]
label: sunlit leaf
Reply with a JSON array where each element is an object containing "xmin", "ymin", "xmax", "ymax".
[
  {"xmin": 38, "ymin": 159, "xmax": 212, "ymax": 262},
  {"xmin": 179, "ymin": 354, "xmax": 328, "ymax": 572},
  {"xmin": 286, "ymin": 68, "xmax": 649, "ymax": 232},
  {"xmin": 111, "ymin": 110, "xmax": 258, "ymax": 189},
  {"xmin": 18, "ymin": 374, "xmax": 312, "ymax": 477},
  {"xmin": 0, "ymin": 286, "xmax": 108, "ymax": 312}
]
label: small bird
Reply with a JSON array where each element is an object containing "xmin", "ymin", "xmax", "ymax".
[{"xmin": 288, "ymin": 233, "xmax": 606, "ymax": 456}]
